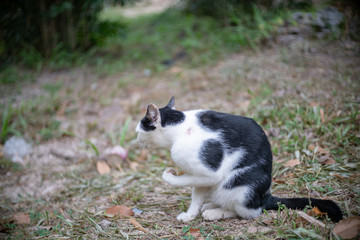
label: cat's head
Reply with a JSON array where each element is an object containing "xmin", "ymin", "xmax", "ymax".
[{"xmin": 136, "ymin": 97, "xmax": 184, "ymax": 149}]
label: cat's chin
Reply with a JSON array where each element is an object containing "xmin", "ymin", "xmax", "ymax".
[{"xmin": 138, "ymin": 142, "xmax": 153, "ymax": 150}]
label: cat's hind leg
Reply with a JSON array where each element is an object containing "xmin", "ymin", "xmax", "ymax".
[
  {"xmin": 234, "ymin": 204, "xmax": 262, "ymax": 219},
  {"xmin": 202, "ymin": 208, "xmax": 237, "ymax": 221},
  {"xmin": 201, "ymin": 202, "xmax": 218, "ymax": 213},
  {"xmin": 177, "ymin": 186, "xmax": 209, "ymax": 222}
]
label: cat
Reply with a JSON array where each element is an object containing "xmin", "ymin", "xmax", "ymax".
[{"xmin": 136, "ymin": 97, "xmax": 343, "ymax": 223}]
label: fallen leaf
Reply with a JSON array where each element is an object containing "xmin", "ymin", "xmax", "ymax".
[
  {"xmin": 137, "ymin": 149, "xmax": 149, "ymax": 161},
  {"xmin": 324, "ymin": 158, "xmax": 336, "ymax": 165},
  {"xmin": 296, "ymin": 211, "xmax": 325, "ymax": 228},
  {"xmin": 333, "ymin": 216, "xmax": 360, "ymax": 239},
  {"xmin": 284, "ymin": 159, "xmax": 301, "ymax": 168},
  {"xmin": 129, "ymin": 218, "xmax": 149, "ymax": 233},
  {"xmin": 311, "ymin": 206, "xmax": 327, "ymax": 216},
  {"xmin": 308, "ymin": 144, "xmax": 316, "ymax": 151},
  {"xmin": 189, "ymin": 227, "xmax": 201, "ymax": 238},
  {"xmin": 273, "ymin": 178, "xmax": 286, "ymax": 184},
  {"xmin": 129, "ymin": 161, "xmax": 139, "ymax": 171},
  {"xmin": 330, "ymin": 173, "xmax": 345, "ymax": 179},
  {"xmin": 105, "ymin": 205, "xmax": 134, "ymax": 217},
  {"xmin": 97, "ymin": 160, "xmax": 111, "ymax": 174},
  {"xmin": 106, "ymin": 155, "xmax": 124, "ymax": 172},
  {"xmin": 308, "ymin": 144, "xmax": 329, "ymax": 155},
  {"xmin": 320, "ymin": 108, "xmax": 325, "ymax": 123},
  {"xmin": 317, "ymin": 146, "xmax": 329, "ymax": 155},
  {"xmin": 13, "ymin": 212, "xmax": 30, "ymax": 224}
]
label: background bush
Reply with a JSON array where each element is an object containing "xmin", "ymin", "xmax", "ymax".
[{"xmin": 0, "ymin": 0, "xmax": 128, "ymax": 66}]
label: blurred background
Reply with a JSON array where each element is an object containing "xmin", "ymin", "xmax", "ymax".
[{"xmin": 0, "ymin": 0, "xmax": 359, "ymax": 239}]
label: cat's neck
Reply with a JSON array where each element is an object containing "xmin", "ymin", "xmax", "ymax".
[{"xmin": 162, "ymin": 109, "xmax": 202, "ymax": 148}]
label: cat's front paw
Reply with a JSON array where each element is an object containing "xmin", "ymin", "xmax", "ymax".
[
  {"xmin": 176, "ymin": 212, "xmax": 196, "ymax": 222},
  {"xmin": 162, "ymin": 168, "xmax": 177, "ymax": 185}
]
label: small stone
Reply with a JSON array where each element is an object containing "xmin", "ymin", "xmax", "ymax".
[
  {"xmin": 3, "ymin": 137, "xmax": 32, "ymax": 163},
  {"xmin": 132, "ymin": 208, "xmax": 143, "ymax": 216}
]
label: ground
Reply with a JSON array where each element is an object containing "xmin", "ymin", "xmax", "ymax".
[{"xmin": 0, "ymin": 2, "xmax": 360, "ymax": 240}]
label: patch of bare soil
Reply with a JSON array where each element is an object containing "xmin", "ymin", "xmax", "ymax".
[
  {"xmin": 112, "ymin": 0, "xmax": 179, "ymax": 18},
  {"xmin": 1, "ymin": 39, "xmax": 359, "ymax": 238}
]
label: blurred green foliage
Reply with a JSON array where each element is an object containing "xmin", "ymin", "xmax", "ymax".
[
  {"xmin": 181, "ymin": 0, "xmax": 312, "ymax": 18},
  {"xmin": 0, "ymin": 0, "xmax": 130, "ymax": 67}
]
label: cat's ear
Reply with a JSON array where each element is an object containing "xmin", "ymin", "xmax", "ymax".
[
  {"xmin": 166, "ymin": 96, "xmax": 176, "ymax": 110},
  {"xmin": 146, "ymin": 104, "xmax": 161, "ymax": 125}
]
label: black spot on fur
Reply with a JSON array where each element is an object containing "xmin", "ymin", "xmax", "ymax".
[
  {"xmin": 140, "ymin": 117, "xmax": 156, "ymax": 131},
  {"xmin": 140, "ymin": 106, "xmax": 184, "ymax": 131},
  {"xmin": 198, "ymin": 110, "xmax": 273, "ymax": 209},
  {"xmin": 199, "ymin": 139, "xmax": 223, "ymax": 171},
  {"xmin": 159, "ymin": 106, "xmax": 185, "ymax": 127}
]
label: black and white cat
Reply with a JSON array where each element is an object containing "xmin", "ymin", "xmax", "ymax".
[{"xmin": 136, "ymin": 97, "xmax": 343, "ymax": 222}]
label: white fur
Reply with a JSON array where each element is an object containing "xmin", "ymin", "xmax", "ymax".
[{"xmin": 137, "ymin": 109, "xmax": 262, "ymax": 222}]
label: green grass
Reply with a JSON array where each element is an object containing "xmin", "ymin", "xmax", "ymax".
[
  {"xmin": 0, "ymin": 94, "xmax": 64, "ymax": 144},
  {"xmin": 97, "ymin": 6, "xmax": 288, "ymax": 74}
]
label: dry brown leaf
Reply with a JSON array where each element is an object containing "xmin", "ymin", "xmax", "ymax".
[
  {"xmin": 308, "ymin": 144, "xmax": 317, "ymax": 152},
  {"xmin": 320, "ymin": 108, "xmax": 325, "ymax": 123},
  {"xmin": 324, "ymin": 158, "xmax": 336, "ymax": 165},
  {"xmin": 138, "ymin": 149, "xmax": 149, "ymax": 161},
  {"xmin": 331, "ymin": 173, "xmax": 345, "ymax": 179},
  {"xmin": 105, "ymin": 205, "xmax": 134, "ymax": 217},
  {"xmin": 129, "ymin": 218, "xmax": 149, "ymax": 233},
  {"xmin": 284, "ymin": 159, "xmax": 301, "ymax": 168},
  {"xmin": 333, "ymin": 216, "xmax": 360, "ymax": 239},
  {"xmin": 296, "ymin": 211, "xmax": 326, "ymax": 228},
  {"xmin": 13, "ymin": 212, "xmax": 30, "ymax": 224},
  {"xmin": 273, "ymin": 178, "xmax": 286, "ymax": 184},
  {"xmin": 97, "ymin": 160, "xmax": 110, "ymax": 174},
  {"xmin": 129, "ymin": 161, "xmax": 139, "ymax": 171},
  {"xmin": 311, "ymin": 206, "xmax": 327, "ymax": 216},
  {"xmin": 189, "ymin": 227, "xmax": 201, "ymax": 237},
  {"xmin": 308, "ymin": 144, "xmax": 329, "ymax": 155},
  {"xmin": 317, "ymin": 146, "xmax": 329, "ymax": 155}
]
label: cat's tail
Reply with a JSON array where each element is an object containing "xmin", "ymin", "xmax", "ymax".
[{"xmin": 264, "ymin": 195, "xmax": 343, "ymax": 222}]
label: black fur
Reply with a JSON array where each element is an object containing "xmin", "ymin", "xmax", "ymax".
[
  {"xmin": 264, "ymin": 196, "xmax": 343, "ymax": 222},
  {"xmin": 159, "ymin": 106, "xmax": 185, "ymax": 127},
  {"xmin": 199, "ymin": 139, "xmax": 224, "ymax": 171},
  {"xmin": 198, "ymin": 111, "xmax": 272, "ymax": 209},
  {"xmin": 197, "ymin": 110, "xmax": 343, "ymax": 221},
  {"xmin": 140, "ymin": 117, "xmax": 156, "ymax": 131},
  {"xmin": 140, "ymin": 105, "xmax": 184, "ymax": 131}
]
